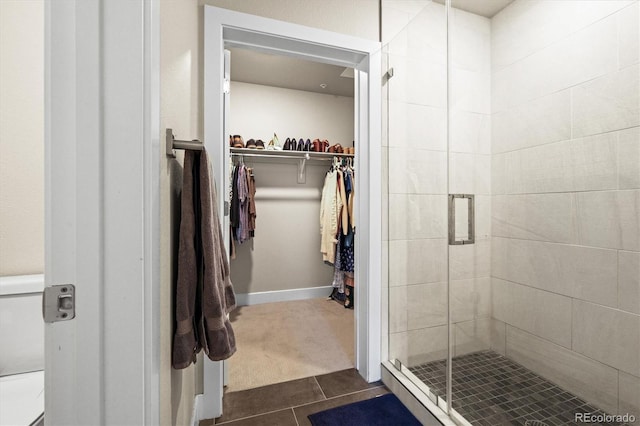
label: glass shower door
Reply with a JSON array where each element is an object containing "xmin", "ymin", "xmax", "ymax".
[
  {"xmin": 383, "ymin": 0, "xmax": 451, "ymax": 410},
  {"xmin": 446, "ymin": 1, "xmax": 493, "ymax": 422}
]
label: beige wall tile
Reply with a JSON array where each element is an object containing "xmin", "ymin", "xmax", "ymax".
[
  {"xmin": 576, "ymin": 190, "xmax": 640, "ymax": 251},
  {"xmin": 491, "ymin": 196, "xmax": 509, "ymax": 238},
  {"xmin": 619, "ymin": 371, "xmax": 640, "ymax": 421},
  {"xmin": 491, "ymin": 152, "xmax": 507, "ymax": 195},
  {"xmin": 491, "ymin": 0, "xmax": 633, "ymax": 70},
  {"xmin": 492, "ymin": 237, "xmax": 618, "ymax": 307},
  {"xmin": 619, "ymin": 2, "xmax": 640, "ymax": 69},
  {"xmin": 572, "ymin": 64, "xmax": 640, "ymax": 138},
  {"xmin": 490, "ymin": 319, "xmax": 507, "ymax": 355},
  {"xmin": 388, "ymin": 194, "xmax": 448, "ymax": 240},
  {"xmin": 573, "ymin": 300, "xmax": 640, "ymax": 376},
  {"xmin": 407, "ymin": 282, "xmax": 447, "ymax": 329},
  {"xmin": 451, "ymin": 68, "xmax": 491, "ymax": 114},
  {"xmin": 454, "ymin": 318, "xmax": 491, "ymax": 357},
  {"xmin": 492, "ymin": 278, "xmax": 573, "ymax": 348},
  {"xmin": 450, "ymin": 110, "xmax": 491, "ymax": 155},
  {"xmin": 388, "ymin": 238, "xmax": 447, "ymax": 286},
  {"xmin": 407, "ymin": 326, "xmax": 448, "ymax": 367},
  {"xmin": 492, "ymin": 90, "xmax": 571, "ymax": 154},
  {"xmin": 492, "ymin": 15, "xmax": 618, "ymax": 112},
  {"xmin": 387, "ymin": 55, "xmax": 446, "ymax": 107},
  {"xmin": 389, "ymin": 286, "xmax": 408, "ymax": 333},
  {"xmin": 451, "ymin": 277, "xmax": 491, "ymax": 323},
  {"xmin": 507, "ymin": 193, "xmax": 576, "ymax": 244},
  {"xmin": 504, "ymin": 133, "xmax": 617, "ymax": 194},
  {"xmin": 449, "ymin": 238, "xmax": 491, "ymax": 280},
  {"xmin": 388, "ymin": 147, "xmax": 446, "ymax": 195},
  {"xmin": 388, "ymin": 101, "xmax": 446, "ymax": 151},
  {"xmin": 449, "ymin": 153, "xmax": 491, "ymax": 195},
  {"xmin": 389, "ymin": 331, "xmax": 409, "ymax": 366},
  {"xmin": 619, "ymin": 250, "xmax": 640, "ymax": 315},
  {"xmin": 505, "ymin": 326, "xmax": 620, "ymax": 414},
  {"xmin": 619, "ymin": 126, "xmax": 640, "ymax": 190}
]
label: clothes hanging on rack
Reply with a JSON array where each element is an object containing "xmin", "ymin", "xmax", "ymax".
[
  {"xmin": 320, "ymin": 158, "xmax": 356, "ymax": 308},
  {"xmin": 230, "ymin": 160, "xmax": 257, "ymax": 252}
]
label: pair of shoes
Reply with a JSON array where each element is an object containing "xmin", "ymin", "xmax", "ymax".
[
  {"xmin": 344, "ymin": 285, "xmax": 354, "ymax": 309},
  {"xmin": 233, "ymin": 135, "xmax": 244, "ymax": 148},
  {"xmin": 344, "ymin": 147, "xmax": 355, "ymax": 155},
  {"xmin": 328, "ymin": 144, "xmax": 343, "ymax": 154},
  {"xmin": 245, "ymin": 139, "xmax": 266, "ymax": 149},
  {"xmin": 298, "ymin": 138, "xmax": 313, "ymax": 151},
  {"xmin": 267, "ymin": 133, "xmax": 282, "ymax": 150},
  {"xmin": 312, "ymin": 139, "xmax": 328, "ymax": 152},
  {"xmin": 283, "ymin": 137, "xmax": 294, "ymax": 150}
]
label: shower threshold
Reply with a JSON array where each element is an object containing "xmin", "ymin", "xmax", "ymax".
[{"xmin": 409, "ymin": 350, "xmax": 630, "ymax": 426}]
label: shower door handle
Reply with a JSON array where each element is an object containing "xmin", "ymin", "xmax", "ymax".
[{"xmin": 448, "ymin": 194, "xmax": 475, "ymax": 245}]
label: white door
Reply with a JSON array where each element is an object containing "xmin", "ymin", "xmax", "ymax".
[{"xmin": 44, "ymin": 1, "xmax": 160, "ymax": 425}]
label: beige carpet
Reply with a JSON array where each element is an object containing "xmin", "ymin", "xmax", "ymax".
[{"xmin": 226, "ymin": 298, "xmax": 354, "ymax": 392}]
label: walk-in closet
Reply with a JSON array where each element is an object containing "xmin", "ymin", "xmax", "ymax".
[{"xmin": 225, "ymin": 47, "xmax": 358, "ymax": 393}]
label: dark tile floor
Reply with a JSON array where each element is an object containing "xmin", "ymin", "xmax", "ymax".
[
  {"xmin": 409, "ymin": 350, "xmax": 629, "ymax": 426},
  {"xmin": 199, "ymin": 369, "xmax": 389, "ymax": 425}
]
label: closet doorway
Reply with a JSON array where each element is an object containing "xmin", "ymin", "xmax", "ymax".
[
  {"xmin": 225, "ymin": 46, "xmax": 357, "ymax": 393},
  {"xmin": 204, "ymin": 5, "xmax": 381, "ymax": 420}
]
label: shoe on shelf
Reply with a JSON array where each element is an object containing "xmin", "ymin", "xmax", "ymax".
[
  {"xmin": 255, "ymin": 139, "xmax": 265, "ymax": 149},
  {"xmin": 297, "ymin": 138, "xmax": 305, "ymax": 151},
  {"xmin": 270, "ymin": 133, "xmax": 282, "ymax": 150},
  {"xmin": 328, "ymin": 143, "xmax": 343, "ymax": 154},
  {"xmin": 283, "ymin": 137, "xmax": 291, "ymax": 150},
  {"xmin": 304, "ymin": 138, "xmax": 312, "ymax": 151},
  {"xmin": 233, "ymin": 135, "xmax": 244, "ymax": 148},
  {"xmin": 246, "ymin": 138, "xmax": 257, "ymax": 149}
]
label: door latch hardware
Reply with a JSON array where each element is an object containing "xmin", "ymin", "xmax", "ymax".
[{"xmin": 42, "ymin": 284, "xmax": 76, "ymax": 323}]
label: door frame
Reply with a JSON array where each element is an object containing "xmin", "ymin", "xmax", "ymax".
[
  {"xmin": 45, "ymin": 1, "xmax": 160, "ymax": 424},
  {"xmin": 203, "ymin": 6, "xmax": 382, "ymax": 420}
]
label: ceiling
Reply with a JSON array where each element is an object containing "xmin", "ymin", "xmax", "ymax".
[
  {"xmin": 229, "ymin": 48, "xmax": 355, "ymax": 98},
  {"xmin": 434, "ymin": 0, "xmax": 514, "ymax": 17},
  {"xmin": 230, "ymin": 1, "xmax": 513, "ymax": 95}
]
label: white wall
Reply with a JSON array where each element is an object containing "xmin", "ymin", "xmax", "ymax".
[
  {"xmin": 0, "ymin": 0, "xmax": 44, "ymax": 276},
  {"xmin": 229, "ymin": 81, "xmax": 354, "ymax": 147},
  {"xmin": 229, "ymin": 82, "xmax": 353, "ymax": 295},
  {"xmin": 159, "ymin": 2, "xmax": 378, "ymax": 424},
  {"xmin": 490, "ymin": 0, "xmax": 639, "ymax": 418},
  {"xmin": 160, "ymin": 0, "xmax": 201, "ymax": 424}
]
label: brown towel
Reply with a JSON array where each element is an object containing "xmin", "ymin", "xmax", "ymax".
[{"xmin": 173, "ymin": 149, "xmax": 237, "ymax": 369}]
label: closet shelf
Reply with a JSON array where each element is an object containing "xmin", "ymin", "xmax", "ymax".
[
  {"xmin": 231, "ymin": 147, "xmax": 353, "ymax": 184},
  {"xmin": 230, "ymin": 148, "xmax": 354, "ymax": 163}
]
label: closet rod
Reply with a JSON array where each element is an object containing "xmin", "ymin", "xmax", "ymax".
[{"xmin": 166, "ymin": 128, "xmax": 203, "ymax": 158}]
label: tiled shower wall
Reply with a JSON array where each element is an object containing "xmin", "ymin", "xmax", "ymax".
[
  {"xmin": 490, "ymin": 0, "xmax": 639, "ymax": 419},
  {"xmin": 383, "ymin": 0, "xmax": 639, "ymax": 421},
  {"xmin": 384, "ymin": 2, "xmax": 493, "ymax": 368}
]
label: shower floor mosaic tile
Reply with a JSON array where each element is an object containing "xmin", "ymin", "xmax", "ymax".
[{"xmin": 409, "ymin": 350, "xmax": 629, "ymax": 426}]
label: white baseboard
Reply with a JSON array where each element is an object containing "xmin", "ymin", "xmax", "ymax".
[
  {"xmin": 235, "ymin": 286, "xmax": 332, "ymax": 306},
  {"xmin": 191, "ymin": 394, "xmax": 204, "ymax": 426}
]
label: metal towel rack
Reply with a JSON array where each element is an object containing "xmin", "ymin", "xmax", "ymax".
[{"xmin": 166, "ymin": 128, "xmax": 203, "ymax": 158}]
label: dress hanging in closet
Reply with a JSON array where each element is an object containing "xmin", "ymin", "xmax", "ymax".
[
  {"xmin": 319, "ymin": 158, "xmax": 355, "ymax": 308},
  {"xmin": 230, "ymin": 162, "xmax": 256, "ymax": 258}
]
